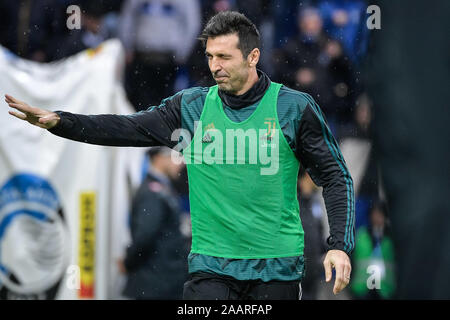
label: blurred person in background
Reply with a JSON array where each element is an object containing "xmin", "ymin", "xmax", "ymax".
[
  {"xmin": 317, "ymin": 0, "xmax": 369, "ymax": 65},
  {"xmin": 341, "ymin": 92, "xmax": 372, "ymax": 140},
  {"xmin": 339, "ymin": 93, "xmax": 381, "ymax": 230},
  {"xmin": 350, "ymin": 201, "xmax": 396, "ymax": 299},
  {"xmin": 321, "ymin": 38, "xmax": 358, "ymax": 136},
  {"xmin": 273, "ymin": 6, "xmax": 357, "ymax": 137},
  {"xmin": 119, "ymin": 0, "xmax": 201, "ymax": 111},
  {"xmin": 117, "ymin": 147, "xmax": 189, "ymax": 299},
  {"xmin": 297, "ymin": 169, "xmax": 326, "ymax": 300},
  {"xmin": 236, "ymin": 0, "xmax": 271, "ymax": 30},
  {"xmin": 0, "ymin": 0, "xmax": 66, "ymax": 62},
  {"xmin": 53, "ymin": 2, "xmax": 114, "ymax": 60},
  {"xmin": 271, "ymin": 0, "xmax": 310, "ymax": 50},
  {"xmin": 272, "ymin": 7, "xmax": 328, "ymax": 90}
]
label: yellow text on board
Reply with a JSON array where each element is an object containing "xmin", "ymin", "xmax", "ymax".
[{"xmin": 78, "ymin": 192, "xmax": 96, "ymax": 298}]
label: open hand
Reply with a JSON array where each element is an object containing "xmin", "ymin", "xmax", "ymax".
[{"xmin": 5, "ymin": 94, "xmax": 60, "ymax": 129}]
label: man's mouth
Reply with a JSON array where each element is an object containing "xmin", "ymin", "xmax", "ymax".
[
  {"xmin": 215, "ymin": 76, "xmax": 228, "ymax": 82},
  {"xmin": 214, "ymin": 72, "xmax": 228, "ymax": 79}
]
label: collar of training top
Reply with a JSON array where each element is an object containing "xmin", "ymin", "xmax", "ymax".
[{"xmin": 218, "ymin": 69, "xmax": 271, "ymax": 110}]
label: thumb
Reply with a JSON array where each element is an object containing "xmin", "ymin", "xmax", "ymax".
[
  {"xmin": 39, "ymin": 113, "xmax": 59, "ymax": 126},
  {"xmin": 39, "ymin": 115, "xmax": 53, "ymax": 124}
]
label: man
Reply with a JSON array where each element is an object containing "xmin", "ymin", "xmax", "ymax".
[
  {"xmin": 117, "ymin": 147, "xmax": 189, "ymax": 299},
  {"xmin": 5, "ymin": 11, "xmax": 354, "ymax": 300}
]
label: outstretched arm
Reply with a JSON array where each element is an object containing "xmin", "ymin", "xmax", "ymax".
[{"xmin": 4, "ymin": 92, "xmax": 183, "ymax": 148}]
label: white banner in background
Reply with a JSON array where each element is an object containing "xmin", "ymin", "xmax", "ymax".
[{"xmin": 0, "ymin": 40, "xmax": 145, "ymax": 299}]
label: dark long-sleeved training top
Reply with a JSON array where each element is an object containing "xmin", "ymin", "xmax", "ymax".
[{"xmin": 48, "ymin": 71, "xmax": 355, "ymax": 281}]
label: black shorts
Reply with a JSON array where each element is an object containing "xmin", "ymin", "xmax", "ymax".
[{"xmin": 183, "ymin": 272, "xmax": 302, "ymax": 300}]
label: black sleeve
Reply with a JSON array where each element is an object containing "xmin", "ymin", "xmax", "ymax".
[
  {"xmin": 47, "ymin": 92, "xmax": 183, "ymax": 148},
  {"xmin": 124, "ymin": 192, "xmax": 167, "ymax": 271},
  {"xmin": 296, "ymin": 102, "xmax": 355, "ymax": 255}
]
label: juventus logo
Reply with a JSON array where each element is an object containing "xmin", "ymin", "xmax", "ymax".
[{"xmin": 264, "ymin": 118, "xmax": 276, "ymax": 137}]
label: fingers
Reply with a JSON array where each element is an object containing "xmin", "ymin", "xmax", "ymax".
[
  {"xmin": 5, "ymin": 94, "xmax": 19, "ymax": 104},
  {"xmin": 5, "ymin": 94, "xmax": 30, "ymax": 111},
  {"xmin": 4, "ymin": 95, "xmax": 29, "ymax": 111},
  {"xmin": 344, "ymin": 263, "xmax": 352, "ymax": 283},
  {"xmin": 5, "ymin": 95, "xmax": 42, "ymax": 120},
  {"xmin": 8, "ymin": 110, "xmax": 27, "ymax": 120},
  {"xmin": 9, "ymin": 110, "xmax": 46, "ymax": 128},
  {"xmin": 333, "ymin": 263, "xmax": 346, "ymax": 295},
  {"xmin": 5, "ymin": 101, "xmax": 34, "ymax": 114},
  {"xmin": 323, "ymin": 258, "xmax": 332, "ymax": 283},
  {"xmin": 333, "ymin": 260, "xmax": 352, "ymax": 295},
  {"xmin": 5, "ymin": 102, "xmax": 22, "ymax": 109},
  {"xmin": 5, "ymin": 95, "xmax": 58, "ymax": 129}
]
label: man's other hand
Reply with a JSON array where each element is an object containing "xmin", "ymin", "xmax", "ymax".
[
  {"xmin": 5, "ymin": 94, "xmax": 60, "ymax": 129},
  {"xmin": 323, "ymin": 249, "xmax": 352, "ymax": 295}
]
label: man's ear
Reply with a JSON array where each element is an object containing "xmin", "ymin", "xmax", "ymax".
[{"xmin": 247, "ymin": 48, "xmax": 260, "ymax": 67}]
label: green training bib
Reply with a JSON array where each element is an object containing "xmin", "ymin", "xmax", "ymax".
[{"xmin": 183, "ymin": 82, "xmax": 304, "ymax": 258}]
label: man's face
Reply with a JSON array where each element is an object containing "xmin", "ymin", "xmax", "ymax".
[{"xmin": 205, "ymin": 33, "xmax": 250, "ymax": 95}]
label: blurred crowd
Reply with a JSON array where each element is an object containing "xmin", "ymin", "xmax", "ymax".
[
  {"xmin": 0, "ymin": 0, "xmax": 373, "ymax": 138},
  {"xmin": 0, "ymin": 0, "xmax": 394, "ymax": 300}
]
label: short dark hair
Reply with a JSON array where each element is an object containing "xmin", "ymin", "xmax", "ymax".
[{"xmin": 199, "ymin": 11, "xmax": 260, "ymax": 58}]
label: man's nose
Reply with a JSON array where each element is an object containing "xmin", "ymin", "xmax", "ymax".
[{"xmin": 210, "ymin": 58, "xmax": 222, "ymax": 74}]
